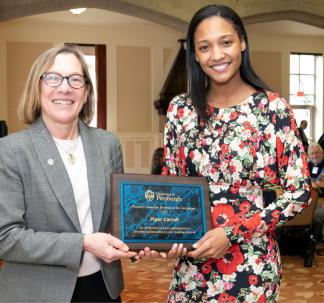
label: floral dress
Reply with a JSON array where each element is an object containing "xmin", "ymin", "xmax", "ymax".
[{"xmin": 163, "ymin": 91, "xmax": 311, "ymax": 303}]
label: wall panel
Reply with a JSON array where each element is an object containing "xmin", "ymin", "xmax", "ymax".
[
  {"xmin": 7, "ymin": 41, "xmax": 51, "ymax": 132},
  {"xmin": 117, "ymin": 46, "xmax": 151, "ymax": 132}
]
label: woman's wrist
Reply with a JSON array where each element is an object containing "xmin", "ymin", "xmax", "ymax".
[{"xmin": 83, "ymin": 234, "xmax": 91, "ymax": 252}]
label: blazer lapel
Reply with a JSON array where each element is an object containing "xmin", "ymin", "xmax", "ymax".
[
  {"xmin": 79, "ymin": 121, "xmax": 106, "ymax": 232},
  {"xmin": 29, "ymin": 118, "xmax": 82, "ymax": 232}
]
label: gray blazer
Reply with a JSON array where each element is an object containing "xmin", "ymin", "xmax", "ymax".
[{"xmin": 0, "ymin": 118, "xmax": 124, "ymax": 302}]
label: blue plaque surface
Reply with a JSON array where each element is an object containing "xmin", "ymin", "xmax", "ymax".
[{"xmin": 111, "ymin": 174, "xmax": 210, "ymax": 251}]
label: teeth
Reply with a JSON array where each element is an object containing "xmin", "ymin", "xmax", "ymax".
[
  {"xmin": 211, "ymin": 63, "xmax": 229, "ymax": 71},
  {"xmin": 53, "ymin": 100, "xmax": 73, "ymax": 105}
]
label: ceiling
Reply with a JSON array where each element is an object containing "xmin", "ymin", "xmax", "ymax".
[
  {"xmin": 18, "ymin": 8, "xmax": 324, "ymax": 37},
  {"xmin": 27, "ymin": 8, "xmax": 149, "ymax": 26},
  {"xmin": 246, "ymin": 20, "xmax": 324, "ymax": 37}
]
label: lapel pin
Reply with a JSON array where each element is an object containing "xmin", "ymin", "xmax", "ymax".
[{"xmin": 47, "ymin": 159, "xmax": 54, "ymax": 166}]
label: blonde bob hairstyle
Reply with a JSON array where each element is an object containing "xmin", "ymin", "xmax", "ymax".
[{"xmin": 18, "ymin": 45, "xmax": 94, "ymax": 125}]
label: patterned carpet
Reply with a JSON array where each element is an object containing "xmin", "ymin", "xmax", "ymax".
[
  {"xmin": 121, "ymin": 255, "xmax": 324, "ymax": 303},
  {"xmin": 0, "ymin": 256, "xmax": 323, "ymax": 302}
]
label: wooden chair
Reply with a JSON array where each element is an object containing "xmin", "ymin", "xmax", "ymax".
[{"xmin": 278, "ymin": 188, "xmax": 319, "ymax": 267}]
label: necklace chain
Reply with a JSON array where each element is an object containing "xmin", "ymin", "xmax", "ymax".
[{"xmin": 54, "ymin": 138, "xmax": 79, "ymax": 165}]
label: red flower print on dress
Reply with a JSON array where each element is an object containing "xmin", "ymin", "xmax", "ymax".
[
  {"xmin": 216, "ymin": 245, "xmax": 244, "ymax": 275},
  {"xmin": 210, "ymin": 166, "xmax": 218, "ymax": 175},
  {"xmin": 189, "ymin": 150, "xmax": 195, "ymax": 160},
  {"xmin": 271, "ymin": 209, "xmax": 280, "ymax": 220},
  {"xmin": 229, "ymin": 213, "xmax": 246, "ymax": 234},
  {"xmin": 257, "ymin": 294, "xmax": 267, "ymax": 303},
  {"xmin": 249, "ymin": 275, "xmax": 258, "ymax": 285},
  {"xmin": 229, "ymin": 165, "xmax": 236, "ymax": 173},
  {"xmin": 211, "ymin": 204, "xmax": 235, "ymax": 228},
  {"xmin": 269, "ymin": 209, "xmax": 280, "ymax": 230},
  {"xmin": 243, "ymin": 121, "xmax": 252, "ymax": 130},
  {"xmin": 264, "ymin": 166, "xmax": 276, "ymax": 180},
  {"xmin": 230, "ymin": 185, "xmax": 240, "ymax": 194},
  {"xmin": 161, "ymin": 166, "xmax": 168, "ymax": 176},
  {"xmin": 242, "ymin": 213, "xmax": 261, "ymax": 230},
  {"xmin": 221, "ymin": 144, "xmax": 229, "ymax": 154},
  {"xmin": 218, "ymin": 292, "xmax": 236, "ymax": 303},
  {"xmin": 280, "ymin": 155, "xmax": 288, "ymax": 168},
  {"xmin": 201, "ymin": 261, "xmax": 212, "ymax": 275},
  {"xmin": 177, "ymin": 146, "xmax": 187, "ymax": 176},
  {"xmin": 276, "ymin": 136, "xmax": 284, "ymax": 158},
  {"xmin": 239, "ymin": 201, "xmax": 251, "ymax": 213},
  {"xmin": 230, "ymin": 111, "xmax": 239, "ymax": 120},
  {"xmin": 267, "ymin": 92, "xmax": 279, "ymax": 102},
  {"xmin": 250, "ymin": 147, "xmax": 256, "ymax": 157},
  {"xmin": 163, "ymin": 92, "xmax": 311, "ymax": 301},
  {"xmin": 241, "ymin": 179, "xmax": 248, "ymax": 186},
  {"xmin": 177, "ymin": 108, "xmax": 184, "ymax": 118}
]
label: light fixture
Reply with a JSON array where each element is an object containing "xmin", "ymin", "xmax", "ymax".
[{"xmin": 69, "ymin": 8, "xmax": 87, "ymax": 15}]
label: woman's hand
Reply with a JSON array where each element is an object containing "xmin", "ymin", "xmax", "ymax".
[
  {"xmin": 83, "ymin": 233, "xmax": 137, "ymax": 263},
  {"xmin": 137, "ymin": 243, "xmax": 187, "ymax": 260},
  {"xmin": 188, "ymin": 228, "xmax": 230, "ymax": 259}
]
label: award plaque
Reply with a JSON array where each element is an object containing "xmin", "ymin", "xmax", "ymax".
[{"xmin": 110, "ymin": 173, "xmax": 211, "ymax": 251}]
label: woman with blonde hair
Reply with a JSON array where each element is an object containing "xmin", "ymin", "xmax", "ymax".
[{"xmin": 0, "ymin": 45, "xmax": 136, "ymax": 302}]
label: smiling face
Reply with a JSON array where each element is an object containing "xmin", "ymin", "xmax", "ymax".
[
  {"xmin": 308, "ymin": 145, "xmax": 324, "ymax": 165},
  {"xmin": 40, "ymin": 53, "xmax": 87, "ymax": 132},
  {"xmin": 194, "ymin": 16, "xmax": 246, "ymax": 87}
]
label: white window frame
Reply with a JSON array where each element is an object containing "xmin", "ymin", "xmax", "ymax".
[{"xmin": 289, "ymin": 53, "xmax": 323, "ymax": 142}]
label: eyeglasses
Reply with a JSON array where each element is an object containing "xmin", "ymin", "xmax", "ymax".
[{"xmin": 41, "ymin": 72, "xmax": 87, "ymax": 89}]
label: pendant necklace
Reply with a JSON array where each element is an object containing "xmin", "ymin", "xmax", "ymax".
[{"xmin": 54, "ymin": 137, "xmax": 79, "ymax": 165}]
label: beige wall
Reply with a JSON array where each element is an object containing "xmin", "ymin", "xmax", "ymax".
[
  {"xmin": 7, "ymin": 41, "xmax": 52, "ymax": 133},
  {"xmin": 117, "ymin": 46, "xmax": 151, "ymax": 132},
  {"xmin": 0, "ymin": 16, "xmax": 183, "ymax": 133},
  {"xmin": 251, "ymin": 51, "xmax": 282, "ymax": 93}
]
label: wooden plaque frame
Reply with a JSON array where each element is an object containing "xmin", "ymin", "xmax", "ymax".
[{"xmin": 110, "ymin": 173, "xmax": 211, "ymax": 251}]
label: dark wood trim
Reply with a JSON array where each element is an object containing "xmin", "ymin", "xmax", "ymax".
[
  {"xmin": 95, "ymin": 44, "xmax": 107, "ymax": 129},
  {"xmin": 291, "ymin": 52, "xmax": 322, "ymax": 56}
]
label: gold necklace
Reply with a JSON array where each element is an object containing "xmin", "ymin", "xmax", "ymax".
[{"xmin": 54, "ymin": 137, "xmax": 79, "ymax": 165}]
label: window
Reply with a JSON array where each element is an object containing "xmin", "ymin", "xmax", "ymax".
[{"xmin": 289, "ymin": 53, "xmax": 323, "ymax": 141}]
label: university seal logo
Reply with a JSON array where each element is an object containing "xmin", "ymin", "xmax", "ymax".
[{"xmin": 144, "ymin": 190, "xmax": 155, "ymax": 201}]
